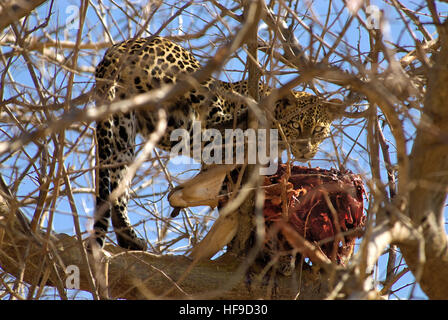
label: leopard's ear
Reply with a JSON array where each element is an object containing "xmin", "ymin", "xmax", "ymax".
[{"xmin": 325, "ymin": 98, "xmax": 346, "ymax": 120}]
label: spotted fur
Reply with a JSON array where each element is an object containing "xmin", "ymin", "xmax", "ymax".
[{"xmin": 93, "ymin": 36, "xmax": 343, "ymax": 250}]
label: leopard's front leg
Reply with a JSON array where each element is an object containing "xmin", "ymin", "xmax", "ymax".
[{"xmin": 94, "ymin": 112, "xmax": 147, "ymax": 251}]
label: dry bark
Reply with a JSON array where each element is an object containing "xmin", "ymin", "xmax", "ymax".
[
  {"xmin": 0, "ymin": 192, "xmax": 336, "ymax": 300},
  {"xmin": 0, "ymin": 0, "xmax": 48, "ymax": 31},
  {"xmin": 399, "ymin": 18, "xmax": 448, "ymax": 300}
]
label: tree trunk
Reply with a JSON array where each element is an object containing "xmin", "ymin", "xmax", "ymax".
[{"xmin": 400, "ymin": 18, "xmax": 448, "ymax": 299}]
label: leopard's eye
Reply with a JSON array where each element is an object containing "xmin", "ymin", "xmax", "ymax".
[
  {"xmin": 313, "ymin": 125, "xmax": 325, "ymax": 133},
  {"xmin": 292, "ymin": 122, "xmax": 300, "ymax": 129}
]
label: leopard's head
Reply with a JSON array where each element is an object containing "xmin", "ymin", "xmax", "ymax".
[{"xmin": 275, "ymin": 91, "xmax": 344, "ymax": 161}]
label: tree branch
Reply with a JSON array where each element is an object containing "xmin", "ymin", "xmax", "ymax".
[
  {"xmin": 400, "ymin": 17, "xmax": 448, "ymax": 299},
  {"xmin": 0, "ymin": 192, "xmax": 336, "ymax": 300},
  {"xmin": 0, "ymin": 0, "xmax": 48, "ymax": 31}
]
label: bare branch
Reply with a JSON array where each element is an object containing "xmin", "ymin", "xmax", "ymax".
[{"xmin": 0, "ymin": 0, "xmax": 48, "ymax": 31}]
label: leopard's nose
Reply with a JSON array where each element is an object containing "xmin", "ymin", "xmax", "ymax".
[{"xmin": 292, "ymin": 141, "xmax": 316, "ymax": 161}]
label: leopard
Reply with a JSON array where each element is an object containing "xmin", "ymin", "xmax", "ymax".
[{"xmin": 93, "ymin": 36, "xmax": 344, "ymax": 251}]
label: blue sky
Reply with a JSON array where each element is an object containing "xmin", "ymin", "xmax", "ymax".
[{"xmin": 2, "ymin": 0, "xmax": 447, "ymax": 299}]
